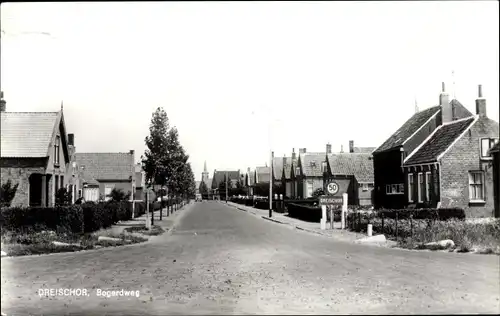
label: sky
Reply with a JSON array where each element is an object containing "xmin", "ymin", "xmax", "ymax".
[{"xmin": 1, "ymin": 1, "xmax": 499, "ymax": 182}]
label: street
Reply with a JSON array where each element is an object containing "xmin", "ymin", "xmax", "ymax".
[{"xmin": 1, "ymin": 201, "xmax": 499, "ymax": 315}]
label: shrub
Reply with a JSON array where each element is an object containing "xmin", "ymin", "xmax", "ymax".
[
  {"xmin": 287, "ymin": 203, "xmax": 322, "ymax": 222},
  {"xmin": 0, "ymin": 205, "xmax": 84, "ymax": 234},
  {"xmin": 107, "ymin": 188, "xmax": 131, "ymax": 202},
  {"xmin": 0, "ymin": 179, "xmax": 19, "ymax": 208},
  {"xmin": 55, "ymin": 188, "xmax": 72, "ymax": 206}
]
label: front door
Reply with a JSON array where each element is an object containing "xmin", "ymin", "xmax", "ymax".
[{"xmin": 29, "ymin": 174, "xmax": 42, "ymax": 206}]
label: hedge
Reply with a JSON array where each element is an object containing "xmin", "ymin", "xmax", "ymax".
[
  {"xmin": 1, "ymin": 205, "xmax": 84, "ymax": 234},
  {"xmin": 376, "ymin": 208, "xmax": 465, "ymax": 221},
  {"xmin": 1, "ymin": 201, "xmax": 139, "ymax": 235},
  {"xmin": 287, "ymin": 203, "xmax": 322, "ymax": 222}
]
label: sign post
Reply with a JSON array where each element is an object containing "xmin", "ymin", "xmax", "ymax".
[
  {"xmin": 319, "ymin": 195, "xmax": 343, "ymax": 230},
  {"xmin": 342, "ymin": 193, "xmax": 348, "ymax": 229},
  {"xmin": 146, "ymin": 189, "xmax": 151, "ymax": 230}
]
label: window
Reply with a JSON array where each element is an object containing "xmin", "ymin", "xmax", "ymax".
[
  {"xmin": 386, "ymin": 183, "xmax": 404, "ymax": 195},
  {"xmin": 104, "ymin": 185, "xmax": 114, "ymax": 201},
  {"xmin": 306, "ymin": 181, "xmax": 313, "ymax": 198},
  {"xmin": 295, "ymin": 167, "xmax": 300, "ymax": 176},
  {"xmin": 361, "ymin": 183, "xmax": 369, "ymax": 192},
  {"xmin": 481, "ymin": 138, "xmax": 499, "ymax": 158},
  {"xmin": 54, "ymin": 136, "xmax": 60, "ymax": 165},
  {"xmin": 425, "ymin": 172, "xmax": 431, "ymax": 201},
  {"xmin": 417, "ymin": 173, "xmax": 424, "ymax": 202},
  {"xmin": 469, "ymin": 171, "xmax": 484, "ymax": 201},
  {"xmin": 321, "ymin": 162, "xmax": 327, "ymax": 173},
  {"xmin": 408, "ymin": 174, "xmax": 414, "ymax": 202},
  {"xmin": 60, "ymin": 176, "xmax": 64, "ymax": 190},
  {"xmin": 55, "ymin": 175, "xmax": 59, "ymax": 193}
]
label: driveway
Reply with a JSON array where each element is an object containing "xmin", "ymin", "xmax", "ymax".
[{"xmin": 1, "ymin": 201, "xmax": 499, "ymax": 315}]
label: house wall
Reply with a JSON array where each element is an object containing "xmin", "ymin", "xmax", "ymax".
[
  {"xmin": 98, "ymin": 181, "xmax": 133, "ymax": 200},
  {"xmin": 45, "ymin": 123, "xmax": 69, "ymax": 206},
  {"xmin": 404, "ymin": 164, "xmax": 440, "ymax": 208},
  {"xmin": 373, "ymin": 149, "xmax": 406, "ymax": 209},
  {"xmin": 357, "ymin": 183, "xmax": 374, "ymax": 206},
  {"xmin": 0, "ymin": 158, "xmax": 47, "ymax": 207},
  {"xmin": 301, "ymin": 177, "xmax": 323, "ymax": 198},
  {"xmin": 440, "ymin": 120, "xmax": 497, "ymax": 218}
]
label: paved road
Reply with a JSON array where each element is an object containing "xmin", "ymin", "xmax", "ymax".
[{"xmin": 2, "ymin": 201, "xmax": 499, "ymax": 315}]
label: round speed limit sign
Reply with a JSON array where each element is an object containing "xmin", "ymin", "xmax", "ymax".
[{"xmin": 327, "ymin": 182, "xmax": 339, "ymax": 195}]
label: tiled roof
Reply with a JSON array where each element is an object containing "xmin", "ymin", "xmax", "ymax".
[
  {"xmin": 404, "ymin": 117, "xmax": 476, "ymax": 166},
  {"xmin": 374, "ymin": 106, "xmax": 441, "ymax": 154},
  {"xmin": 212, "ymin": 170, "xmax": 240, "ymax": 189},
  {"xmin": 284, "ymin": 159, "xmax": 298, "ymax": 180},
  {"xmin": 300, "ymin": 152, "xmax": 326, "ymax": 177},
  {"xmin": 255, "ymin": 166, "xmax": 270, "ymax": 183},
  {"xmin": 272, "ymin": 157, "xmax": 290, "ymax": 180},
  {"xmin": 327, "ymin": 153, "xmax": 374, "ymax": 183},
  {"xmin": 353, "ymin": 147, "xmax": 376, "ymax": 154},
  {"xmin": 374, "ymin": 100, "xmax": 473, "ymax": 154},
  {"xmin": 0, "ymin": 112, "xmax": 59, "ymax": 158},
  {"xmin": 75, "ymin": 152, "xmax": 134, "ymax": 183}
]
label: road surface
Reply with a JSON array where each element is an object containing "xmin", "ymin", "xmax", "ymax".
[{"xmin": 1, "ymin": 201, "xmax": 499, "ymax": 315}]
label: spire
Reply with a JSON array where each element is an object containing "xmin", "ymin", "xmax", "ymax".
[
  {"xmin": 203, "ymin": 161, "xmax": 207, "ymax": 173},
  {"xmin": 61, "ymin": 100, "xmax": 64, "ymax": 111}
]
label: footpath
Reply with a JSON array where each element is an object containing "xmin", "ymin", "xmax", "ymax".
[{"xmin": 225, "ymin": 201, "xmax": 366, "ymax": 244}]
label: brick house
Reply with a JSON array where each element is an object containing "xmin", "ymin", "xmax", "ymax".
[
  {"xmin": 375, "ymin": 84, "xmax": 498, "ymax": 216},
  {"xmin": 245, "ymin": 167, "xmax": 255, "ymax": 196},
  {"xmin": 253, "ymin": 166, "xmax": 270, "ymax": 197},
  {"xmin": 134, "ymin": 162, "xmax": 145, "ymax": 201},
  {"xmin": 0, "ymin": 99, "xmax": 72, "ymax": 207},
  {"xmin": 489, "ymin": 142, "xmax": 499, "ymax": 217},
  {"xmin": 272, "ymin": 156, "xmax": 289, "ymax": 197},
  {"xmin": 324, "ymin": 141, "xmax": 375, "ymax": 206},
  {"xmin": 293, "ymin": 148, "xmax": 328, "ymax": 199},
  {"xmin": 372, "ymin": 83, "xmax": 475, "ymax": 209},
  {"xmin": 211, "ymin": 170, "xmax": 240, "ymax": 200},
  {"xmin": 75, "ymin": 151, "xmax": 136, "ymax": 202},
  {"xmin": 282, "ymin": 149, "xmax": 298, "ymax": 198}
]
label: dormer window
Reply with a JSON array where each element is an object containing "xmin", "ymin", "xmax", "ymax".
[
  {"xmin": 321, "ymin": 161, "xmax": 327, "ymax": 173},
  {"xmin": 54, "ymin": 136, "xmax": 60, "ymax": 165},
  {"xmin": 481, "ymin": 138, "xmax": 498, "ymax": 158}
]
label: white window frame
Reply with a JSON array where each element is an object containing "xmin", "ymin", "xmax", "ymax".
[
  {"xmin": 408, "ymin": 174, "xmax": 414, "ymax": 202},
  {"xmin": 425, "ymin": 172, "xmax": 431, "ymax": 201},
  {"xmin": 54, "ymin": 136, "xmax": 60, "ymax": 165},
  {"xmin": 468, "ymin": 171, "xmax": 485, "ymax": 202},
  {"xmin": 104, "ymin": 185, "xmax": 114, "ymax": 201},
  {"xmin": 361, "ymin": 183, "xmax": 369, "ymax": 192},
  {"xmin": 417, "ymin": 173, "xmax": 424, "ymax": 203},
  {"xmin": 480, "ymin": 138, "xmax": 499, "ymax": 159},
  {"xmin": 386, "ymin": 184, "xmax": 391, "ymax": 194}
]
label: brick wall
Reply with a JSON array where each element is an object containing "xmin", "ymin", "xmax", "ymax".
[
  {"xmin": 440, "ymin": 118, "xmax": 497, "ymax": 217},
  {"xmin": 0, "ymin": 166, "xmax": 45, "ymax": 207}
]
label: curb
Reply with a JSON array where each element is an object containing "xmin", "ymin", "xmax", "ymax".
[{"xmin": 261, "ymin": 216, "xmax": 289, "ymax": 226}]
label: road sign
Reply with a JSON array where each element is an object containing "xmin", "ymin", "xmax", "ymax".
[
  {"xmin": 319, "ymin": 195, "xmax": 343, "ymax": 206},
  {"xmin": 326, "ymin": 181, "xmax": 339, "ymax": 195}
]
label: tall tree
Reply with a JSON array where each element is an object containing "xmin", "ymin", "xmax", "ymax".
[{"xmin": 142, "ymin": 107, "xmax": 170, "ymax": 219}]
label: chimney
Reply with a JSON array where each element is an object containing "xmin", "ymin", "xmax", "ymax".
[
  {"xmin": 326, "ymin": 143, "xmax": 332, "ymax": 154},
  {"xmin": 129, "ymin": 149, "xmax": 135, "ymax": 155},
  {"xmin": 299, "ymin": 148, "xmax": 306, "ymax": 154},
  {"xmin": 68, "ymin": 134, "xmax": 75, "ymax": 146},
  {"xmin": 292, "ymin": 148, "xmax": 296, "ymax": 162},
  {"xmin": 340, "ymin": 145, "xmax": 344, "ymax": 153},
  {"xmin": 349, "ymin": 140, "xmax": 354, "ymax": 153},
  {"xmin": 475, "ymin": 84, "xmax": 487, "ymax": 117},
  {"xmin": 440, "ymin": 82, "xmax": 452, "ymax": 123},
  {"xmin": 0, "ymin": 91, "xmax": 6, "ymax": 112}
]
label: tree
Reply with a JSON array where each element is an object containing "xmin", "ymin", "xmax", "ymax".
[
  {"xmin": 0, "ymin": 179, "xmax": 19, "ymax": 207},
  {"xmin": 107, "ymin": 188, "xmax": 130, "ymax": 202},
  {"xmin": 55, "ymin": 187, "xmax": 72, "ymax": 206},
  {"xmin": 199, "ymin": 181, "xmax": 209, "ymax": 195}
]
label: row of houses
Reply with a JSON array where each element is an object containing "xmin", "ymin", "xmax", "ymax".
[
  {"xmin": 0, "ymin": 93, "xmax": 147, "ymax": 207},
  {"xmin": 198, "ymin": 83, "xmax": 499, "ymax": 217}
]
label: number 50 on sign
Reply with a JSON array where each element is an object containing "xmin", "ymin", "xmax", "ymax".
[{"xmin": 326, "ymin": 182, "xmax": 339, "ymax": 195}]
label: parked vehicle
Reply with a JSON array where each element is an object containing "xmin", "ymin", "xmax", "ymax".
[{"xmin": 195, "ymin": 194, "xmax": 202, "ymax": 202}]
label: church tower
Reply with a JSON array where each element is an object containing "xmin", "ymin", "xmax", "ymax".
[{"xmin": 202, "ymin": 161, "xmax": 209, "ymax": 183}]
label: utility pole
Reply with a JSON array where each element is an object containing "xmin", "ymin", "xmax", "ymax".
[
  {"xmin": 269, "ymin": 151, "xmax": 274, "ymax": 218},
  {"xmin": 226, "ymin": 171, "xmax": 228, "ymax": 203}
]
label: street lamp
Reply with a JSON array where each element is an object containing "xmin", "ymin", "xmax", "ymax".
[{"xmin": 269, "ymin": 151, "xmax": 274, "ymax": 218}]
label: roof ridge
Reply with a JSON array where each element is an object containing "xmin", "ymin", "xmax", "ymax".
[{"xmin": 441, "ymin": 115, "xmax": 477, "ymax": 126}]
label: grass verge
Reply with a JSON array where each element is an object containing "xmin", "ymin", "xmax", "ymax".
[{"xmin": 123, "ymin": 225, "xmax": 166, "ymax": 236}]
